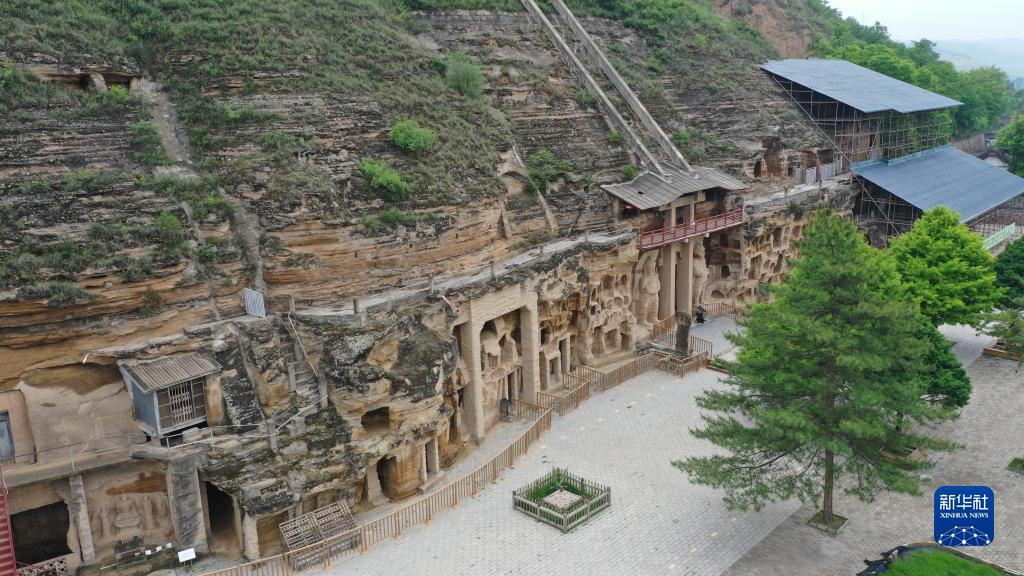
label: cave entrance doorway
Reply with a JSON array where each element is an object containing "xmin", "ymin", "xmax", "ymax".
[
  {"xmin": 377, "ymin": 456, "xmax": 398, "ymax": 500},
  {"xmin": 204, "ymin": 482, "xmax": 241, "ymax": 558},
  {"xmin": 11, "ymin": 501, "xmax": 71, "ymax": 565}
]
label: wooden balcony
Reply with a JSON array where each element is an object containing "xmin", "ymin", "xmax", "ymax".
[{"xmin": 638, "ymin": 207, "xmax": 744, "ymax": 251}]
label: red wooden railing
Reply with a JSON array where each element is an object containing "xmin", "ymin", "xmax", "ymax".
[{"xmin": 638, "ymin": 207, "xmax": 744, "ymax": 251}]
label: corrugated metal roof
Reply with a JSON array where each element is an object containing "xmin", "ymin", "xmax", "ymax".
[
  {"xmin": 761, "ymin": 59, "xmax": 962, "ymax": 114},
  {"xmin": 852, "ymin": 145, "xmax": 1024, "ymax": 223},
  {"xmin": 602, "ymin": 163, "xmax": 747, "ymax": 210},
  {"xmin": 120, "ymin": 354, "xmax": 222, "ymax": 392}
]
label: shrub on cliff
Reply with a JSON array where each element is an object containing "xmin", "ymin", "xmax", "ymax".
[
  {"xmin": 525, "ymin": 149, "xmax": 572, "ymax": 194},
  {"xmin": 357, "ymin": 158, "xmax": 410, "ymax": 202},
  {"xmin": 389, "ymin": 120, "xmax": 435, "ymax": 153},
  {"xmin": 129, "ymin": 122, "xmax": 171, "ymax": 167},
  {"xmin": 154, "ymin": 211, "xmax": 186, "ymax": 256},
  {"xmin": 445, "ymin": 52, "xmax": 484, "ymax": 101}
]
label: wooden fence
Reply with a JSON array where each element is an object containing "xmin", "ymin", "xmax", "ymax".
[
  {"xmin": 197, "ymin": 338, "xmax": 712, "ymax": 576},
  {"xmin": 577, "ymin": 337, "xmax": 712, "ymax": 392},
  {"xmin": 537, "ymin": 373, "xmax": 591, "ymax": 416},
  {"xmin": 198, "ymin": 399, "xmax": 552, "ymax": 576}
]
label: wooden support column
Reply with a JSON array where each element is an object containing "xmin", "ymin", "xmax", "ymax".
[
  {"xmin": 676, "ymin": 203, "xmax": 695, "ymax": 315},
  {"xmin": 658, "ymin": 205, "xmax": 678, "ymax": 320},
  {"xmin": 460, "ymin": 322, "xmax": 486, "ymax": 441}
]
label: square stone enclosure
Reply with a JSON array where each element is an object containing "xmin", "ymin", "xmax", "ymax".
[{"xmin": 512, "ymin": 468, "xmax": 610, "ymax": 532}]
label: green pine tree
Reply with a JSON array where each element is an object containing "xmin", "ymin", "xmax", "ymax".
[
  {"xmin": 674, "ymin": 211, "xmax": 956, "ymax": 525},
  {"xmin": 889, "ymin": 207, "xmax": 1000, "ymax": 326},
  {"xmin": 917, "ymin": 324, "xmax": 971, "ymax": 408},
  {"xmin": 979, "ymin": 301, "xmax": 1024, "ymax": 362}
]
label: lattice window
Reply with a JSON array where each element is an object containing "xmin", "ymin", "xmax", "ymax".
[{"xmin": 157, "ymin": 376, "xmax": 207, "ymax": 431}]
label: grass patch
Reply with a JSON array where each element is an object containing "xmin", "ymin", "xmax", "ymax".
[
  {"xmin": 807, "ymin": 510, "xmax": 847, "ymax": 533},
  {"xmin": 887, "ymin": 549, "xmax": 1008, "ymax": 576},
  {"xmin": 525, "ymin": 149, "xmax": 572, "ymax": 194},
  {"xmin": 129, "ymin": 122, "xmax": 171, "ymax": 167},
  {"xmin": 1, "ymin": 0, "xmax": 507, "ymax": 205},
  {"xmin": 1009, "ymin": 457, "xmax": 1024, "ymax": 473},
  {"xmin": 445, "ymin": 52, "xmax": 484, "ymax": 101},
  {"xmin": 16, "ymin": 281, "xmax": 96, "ymax": 307},
  {"xmin": 523, "ymin": 469, "xmax": 595, "ymax": 501}
]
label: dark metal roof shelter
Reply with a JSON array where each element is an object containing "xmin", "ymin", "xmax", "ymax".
[
  {"xmin": 120, "ymin": 354, "xmax": 221, "ymax": 393},
  {"xmin": 761, "ymin": 59, "xmax": 962, "ymax": 114},
  {"xmin": 602, "ymin": 163, "xmax": 747, "ymax": 211},
  {"xmin": 852, "ymin": 145, "xmax": 1024, "ymax": 223}
]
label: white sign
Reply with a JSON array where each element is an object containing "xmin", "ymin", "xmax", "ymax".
[{"xmin": 178, "ymin": 548, "xmax": 197, "ymax": 563}]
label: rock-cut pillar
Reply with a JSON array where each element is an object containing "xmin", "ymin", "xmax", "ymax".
[
  {"xmin": 520, "ymin": 302, "xmax": 541, "ymax": 404},
  {"xmin": 460, "ymin": 322, "xmax": 486, "ymax": 441}
]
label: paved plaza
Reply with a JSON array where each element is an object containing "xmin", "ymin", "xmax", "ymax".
[
  {"xmin": 338, "ymin": 367, "xmax": 799, "ymax": 575},
  {"xmin": 330, "ymin": 322, "xmax": 1023, "ymax": 576},
  {"xmin": 723, "ymin": 325, "xmax": 1024, "ymax": 575}
]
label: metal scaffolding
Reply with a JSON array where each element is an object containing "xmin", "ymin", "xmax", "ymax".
[{"xmin": 768, "ymin": 74, "xmax": 953, "ymax": 173}]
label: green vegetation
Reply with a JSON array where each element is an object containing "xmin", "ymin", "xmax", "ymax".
[
  {"xmin": 886, "ymin": 549, "xmax": 1007, "ymax": 576},
  {"xmin": 0, "ymin": 63, "xmax": 76, "ymax": 113},
  {"xmin": 445, "ymin": 52, "xmax": 484, "ymax": 101},
  {"xmin": 525, "ymin": 149, "xmax": 572, "ymax": 194},
  {"xmin": 154, "ymin": 211, "xmax": 186, "ymax": 256},
  {"xmin": 1009, "ymin": 457, "xmax": 1024, "ymax": 473},
  {"xmin": 606, "ymin": 130, "xmax": 622, "ymax": 144},
  {"xmin": 129, "ymin": 122, "xmax": 171, "ymax": 167},
  {"xmin": 996, "ymin": 113, "xmax": 1024, "ymax": 175},
  {"xmin": 994, "ymin": 236, "xmax": 1024, "ymax": 303},
  {"xmin": 675, "ymin": 211, "xmax": 956, "ymax": 525},
  {"xmin": 523, "ymin": 470, "xmax": 595, "ymax": 501},
  {"xmin": 979, "ymin": 304, "xmax": 1024, "ymax": 361},
  {"xmin": 140, "ymin": 288, "xmax": 164, "ymax": 316},
  {"xmin": 358, "ymin": 158, "xmax": 410, "ymax": 202},
  {"xmin": 889, "ymin": 207, "xmax": 1001, "ymax": 326},
  {"xmin": 917, "ymin": 325, "xmax": 971, "ymax": 408},
  {"xmin": 810, "ymin": 4, "xmax": 1014, "ymax": 136},
  {"xmin": 622, "ymin": 165, "xmax": 636, "ymax": 180},
  {"xmin": 1, "ymin": 0, "xmax": 507, "ymax": 204},
  {"xmin": 16, "ymin": 281, "xmax": 96, "ymax": 307},
  {"xmin": 143, "ymin": 175, "xmax": 234, "ymax": 223},
  {"xmin": 578, "ymin": 89, "xmax": 598, "ymax": 110},
  {"xmin": 389, "ymin": 119, "xmax": 436, "ymax": 153}
]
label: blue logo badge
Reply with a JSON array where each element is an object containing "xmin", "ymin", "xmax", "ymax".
[{"xmin": 934, "ymin": 486, "xmax": 994, "ymax": 546}]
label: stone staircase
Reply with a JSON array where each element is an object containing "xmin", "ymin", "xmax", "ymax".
[
  {"xmin": 288, "ymin": 359, "xmax": 320, "ymax": 408},
  {"xmin": 0, "ymin": 486, "xmax": 17, "ymax": 575}
]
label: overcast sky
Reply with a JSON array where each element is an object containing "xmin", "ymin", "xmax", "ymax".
[{"xmin": 825, "ymin": 0, "xmax": 1024, "ymax": 42}]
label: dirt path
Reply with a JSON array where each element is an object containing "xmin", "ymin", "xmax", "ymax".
[{"xmin": 139, "ymin": 79, "xmax": 266, "ymax": 293}]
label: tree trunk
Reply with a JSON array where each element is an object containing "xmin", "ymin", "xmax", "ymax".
[{"xmin": 822, "ymin": 449, "xmax": 835, "ymax": 524}]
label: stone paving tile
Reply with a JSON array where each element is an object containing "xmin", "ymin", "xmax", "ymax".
[
  {"xmin": 333, "ymin": 368, "xmax": 798, "ymax": 576},
  {"xmin": 722, "ymin": 327, "xmax": 1024, "ymax": 576}
]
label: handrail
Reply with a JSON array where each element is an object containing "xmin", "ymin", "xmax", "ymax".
[{"xmin": 638, "ymin": 207, "xmax": 744, "ymax": 251}]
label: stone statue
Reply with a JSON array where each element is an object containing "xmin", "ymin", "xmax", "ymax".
[
  {"xmin": 635, "ymin": 254, "xmax": 660, "ymax": 326},
  {"xmin": 691, "ymin": 241, "xmax": 709, "ymax": 307}
]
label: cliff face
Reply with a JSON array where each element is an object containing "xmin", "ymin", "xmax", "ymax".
[{"xmin": 0, "ymin": 0, "xmax": 838, "ymax": 567}]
